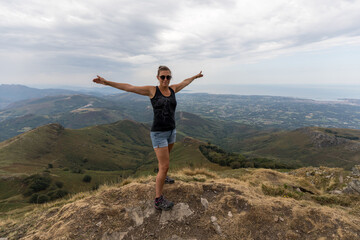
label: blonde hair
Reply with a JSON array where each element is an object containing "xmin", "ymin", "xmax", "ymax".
[{"xmin": 157, "ymin": 65, "xmax": 171, "ymax": 76}]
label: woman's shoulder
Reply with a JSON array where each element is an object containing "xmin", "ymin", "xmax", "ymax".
[
  {"xmin": 149, "ymin": 86, "xmax": 157, "ymax": 99},
  {"xmin": 169, "ymin": 86, "xmax": 175, "ymax": 93}
]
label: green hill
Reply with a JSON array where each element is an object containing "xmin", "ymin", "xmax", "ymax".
[
  {"xmin": 0, "ymin": 120, "xmax": 222, "ymax": 214},
  {"xmin": 239, "ymin": 127, "xmax": 360, "ymax": 169},
  {"xmin": 0, "ymin": 120, "xmax": 154, "ymax": 175},
  {"xmin": 0, "ymin": 94, "xmax": 129, "ymax": 141}
]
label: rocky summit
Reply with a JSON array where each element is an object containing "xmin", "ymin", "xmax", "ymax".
[{"xmin": 1, "ymin": 168, "xmax": 360, "ymax": 240}]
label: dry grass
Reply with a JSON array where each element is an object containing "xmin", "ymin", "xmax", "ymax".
[
  {"xmin": 1, "ymin": 167, "xmax": 360, "ymax": 240},
  {"xmin": 182, "ymin": 168, "xmax": 218, "ymax": 178}
]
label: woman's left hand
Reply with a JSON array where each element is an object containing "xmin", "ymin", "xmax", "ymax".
[{"xmin": 195, "ymin": 71, "xmax": 203, "ymax": 79}]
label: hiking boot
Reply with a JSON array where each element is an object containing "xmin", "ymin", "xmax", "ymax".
[
  {"xmin": 165, "ymin": 175, "xmax": 175, "ymax": 184},
  {"xmin": 154, "ymin": 195, "xmax": 174, "ymax": 211}
]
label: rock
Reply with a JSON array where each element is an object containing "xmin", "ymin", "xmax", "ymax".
[
  {"xmin": 102, "ymin": 231, "xmax": 128, "ymax": 240},
  {"xmin": 279, "ymin": 217, "xmax": 284, "ymax": 222},
  {"xmin": 131, "ymin": 209, "xmax": 143, "ymax": 226},
  {"xmin": 228, "ymin": 211, "xmax": 233, "ymax": 217},
  {"xmin": 167, "ymin": 235, "xmax": 197, "ymax": 240},
  {"xmin": 96, "ymin": 221, "xmax": 102, "ymax": 227},
  {"xmin": 200, "ymin": 198, "xmax": 209, "ymax": 210},
  {"xmin": 213, "ymin": 222, "xmax": 222, "ymax": 235},
  {"xmin": 211, "ymin": 216, "xmax": 217, "ymax": 223},
  {"xmin": 274, "ymin": 216, "xmax": 279, "ymax": 222},
  {"xmin": 168, "ymin": 235, "xmax": 183, "ymax": 240},
  {"xmin": 127, "ymin": 201, "xmax": 155, "ymax": 226},
  {"xmin": 352, "ymin": 165, "xmax": 360, "ymax": 176},
  {"xmin": 300, "ymin": 128, "xmax": 349, "ymax": 148},
  {"xmin": 330, "ymin": 190, "xmax": 343, "ymax": 195},
  {"xmin": 339, "ymin": 175, "xmax": 343, "ymax": 184},
  {"xmin": 343, "ymin": 179, "xmax": 360, "ymax": 194},
  {"xmin": 160, "ymin": 203, "xmax": 194, "ymax": 224},
  {"xmin": 210, "ymin": 216, "xmax": 222, "ymax": 235}
]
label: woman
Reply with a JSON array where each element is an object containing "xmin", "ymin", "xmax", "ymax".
[{"xmin": 93, "ymin": 66, "xmax": 203, "ymax": 210}]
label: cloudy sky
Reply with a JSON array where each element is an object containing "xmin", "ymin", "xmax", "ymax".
[{"xmin": 1, "ymin": 0, "xmax": 360, "ymax": 90}]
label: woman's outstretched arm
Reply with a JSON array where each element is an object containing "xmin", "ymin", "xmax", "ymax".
[
  {"xmin": 170, "ymin": 71, "xmax": 203, "ymax": 93},
  {"xmin": 93, "ymin": 75, "xmax": 154, "ymax": 97}
]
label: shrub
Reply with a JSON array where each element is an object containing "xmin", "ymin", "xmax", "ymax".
[
  {"xmin": 92, "ymin": 183, "xmax": 100, "ymax": 191},
  {"xmin": 29, "ymin": 193, "xmax": 39, "ymax": 203},
  {"xmin": 83, "ymin": 175, "xmax": 92, "ymax": 183},
  {"xmin": 218, "ymin": 159, "xmax": 227, "ymax": 166},
  {"xmin": 48, "ymin": 163, "xmax": 53, "ymax": 168},
  {"xmin": 23, "ymin": 189, "xmax": 34, "ymax": 197},
  {"xmin": 55, "ymin": 181, "xmax": 64, "ymax": 188},
  {"xmin": 47, "ymin": 189, "xmax": 68, "ymax": 200},
  {"xmin": 29, "ymin": 178, "xmax": 51, "ymax": 192},
  {"xmin": 23, "ymin": 174, "xmax": 51, "ymax": 193},
  {"xmin": 230, "ymin": 161, "xmax": 242, "ymax": 169},
  {"xmin": 199, "ymin": 144, "xmax": 295, "ymax": 169},
  {"xmin": 37, "ymin": 194, "xmax": 50, "ymax": 204},
  {"xmin": 48, "ymin": 185, "xmax": 57, "ymax": 191},
  {"xmin": 71, "ymin": 167, "xmax": 84, "ymax": 174},
  {"xmin": 29, "ymin": 193, "xmax": 50, "ymax": 204}
]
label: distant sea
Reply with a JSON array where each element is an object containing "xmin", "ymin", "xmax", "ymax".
[
  {"xmin": 32, "ymin": 84, "xmax": 360, "ymax": 102},
  {"xmin": 184, "ymin": 84, "xmax": 360, "ymax": 101}
]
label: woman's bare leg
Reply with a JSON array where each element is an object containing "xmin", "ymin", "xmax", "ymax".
[
  {"xmin": 155, "ymin": 146, "xmax": 170, "ymax": 198},
  {"xmin": 168, "ymin": 143, "xmax": 174, "ymax": 153}
]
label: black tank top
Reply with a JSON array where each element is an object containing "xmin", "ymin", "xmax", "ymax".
[{"xmin": 150, "ymin": 86, "xmax": 177, "ymax": 131}]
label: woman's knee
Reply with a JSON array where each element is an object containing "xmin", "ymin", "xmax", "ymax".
[{"xmin": 159, "ymin": 164, "xmax": 169, "ymax": 173}]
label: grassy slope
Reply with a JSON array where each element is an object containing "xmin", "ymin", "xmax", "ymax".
[
  {"xmin": 0, "ymin": 120, "xmax": 154, "ymax": 175},
  {"xmin": 0, "ymin": 123, "xmax": 64, "ymax": 174},
  {"xmin": 240, "ymin": 127, "xmax": 360, "ymax": 169},
  {"xmin": 177, "ymin": 112, "xmax": 360, "ymax": 169},
  {"xmin": 0, "ymin": 121, "xmax": 225, "ymax": 215}
]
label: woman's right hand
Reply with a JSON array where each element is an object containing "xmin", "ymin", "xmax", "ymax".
[{"xmin": 93, "ymin": 75, "xmax": 108, "ymax": 85}]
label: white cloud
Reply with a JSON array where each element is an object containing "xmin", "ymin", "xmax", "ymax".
[{"xmin": 1, "ymin": 0, "xmax": 360, "ymax": 86}]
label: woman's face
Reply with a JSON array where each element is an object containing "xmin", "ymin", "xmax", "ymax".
[{"xmin": 157, "ymin": 70, "xmax": 172, "ymax": 87}]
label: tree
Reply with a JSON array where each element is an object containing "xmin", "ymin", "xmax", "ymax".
[{"xmin": 83, "ymin": 175, "xmax": 92, "ymax": 183}]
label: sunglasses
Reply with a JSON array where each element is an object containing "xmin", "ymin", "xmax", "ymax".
[{"xmin": 159, "ymin": 75, "xmax": 172, "ymax": 80}]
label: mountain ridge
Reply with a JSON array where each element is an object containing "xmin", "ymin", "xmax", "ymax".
[
  {"xmin": 2, "ymin": 114, "xmax": 360, "ymax": 174},
  {"xmin": 0, "ymin": 84, "xmax": 80, "ymax": 109}
]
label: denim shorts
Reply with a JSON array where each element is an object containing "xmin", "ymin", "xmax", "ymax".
[{"xmin": 150, "ymin": 129, "xmax": 176, "ymax": 148}]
